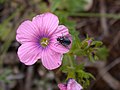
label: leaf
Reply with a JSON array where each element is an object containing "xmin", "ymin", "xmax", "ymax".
[
  {"xmin": 96, "ymin": 46, "xmax": 108, "ymax": 60},
  {"xmin": 91, "ymin": 41, "xmax": 103, "ymax": 47},
  {"xmin": 76, "ymin": 69, "xmax": 95, "ymax": 88},
  {"xmin": 67, "ymin": 70, "xmax": 76, "ymax": 80},
  {"xmin": 50, "ymin": 0, "xmax": 61, "ymax": 12},
  {"xmin": 88, "ymin": 53, "xmax": 95, "ymax": 62},
  {"xmin": 50, "ymin": 0, "xmax": 87, "ymax": 12}
]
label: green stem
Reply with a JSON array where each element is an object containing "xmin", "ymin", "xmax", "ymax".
[
  {"xmin": 68, "ymin": 54, "xmax": 74, "ymax": 68},
  {"xmin": 70, "ymin": 12, "xmax": 120, "ymax": 19},
  {"xmin": 67, "ymin": 54, "xmax": 76, "ymax": 79}
]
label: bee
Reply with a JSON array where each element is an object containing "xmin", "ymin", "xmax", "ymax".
[{"xmin": 57, "ymin": 36, "xmax": 71, "ymax": 48}]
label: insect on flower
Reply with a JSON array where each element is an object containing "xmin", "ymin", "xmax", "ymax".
[
  {"xmin": 57, "ymin": 35, "xmax": 71, "ymax": 48},
  {"xmin": 16, "ymin": 12, "xmax": 72, "ymax": 70}
]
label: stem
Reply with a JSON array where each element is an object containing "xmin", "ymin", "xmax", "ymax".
[
  {"xmin": 68, "ymin": 54, "xmax": 74, "ymax": 68},
  {"xmin": 67, "ymin": 54, "xmax": 78, "ymax": 80},
  {"xmin": 70, "ymin": 13, "xmax": 120, "ymax": 19}
]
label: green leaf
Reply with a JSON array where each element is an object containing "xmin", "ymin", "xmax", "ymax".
[
  {"xmin": 88, "ymin": 53, "xmax": 95, "ymax": 62},
  {"xmin": 67, "ymin": 70, "xmax": 76, "ymax": 80},
  {"xmin": 96, "ymin": 46, "xmax": 108, "ymax": 60},
  {"xmin": 50, "ymin": 0, "xmax": 87, "ymax": 12},
  {"xmin": 91, "ymin": 41, "xmax": 103, "ymax": 47},
  {"xmin": 75, "ymin": 64, "xmax": 84, "ymax": 71},
  {"xmin": 50, "ymin": 0, "xmax": 61, "ymax": 12},
  {"xmin": 76, "ymin": 70, "xmax": 95, "ymax": 88}
]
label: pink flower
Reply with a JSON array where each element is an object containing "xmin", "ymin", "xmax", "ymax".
[
  {"xmin": 58, "ymin": 78, "xmax": 83, "ymax": 90},
  {"xmin": 16, "ymin": 12, "xmax": 72, "ymax": 70}
]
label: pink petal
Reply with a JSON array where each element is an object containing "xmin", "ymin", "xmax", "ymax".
[
  {"xmin": 16, "ymin": 20, "xmax": 40, "ymax": 44},
  {"xmin": 17, "ymin": 42, "xmax": 41, "ymax": 65},
  {"xmin": 58, "ymin": 84, "xmax": 67, "ymax": 90},
  {"xmin": 67, "ymin": 79, "xmax": 83, "ymax": 90},
  {"xmin": 41, "ymin": 48, "xmax": 62, "ymax": 70},
  {"xmin": 32, "ymin": 12, "xmax": 59, "ymax": 36},
  {"xmin": 52, "ymin": 25, "xmax": 69, "ymax": 36},
  {"xmin": 50, "ymin": 25, "xmax": 72, "ymax": 53}
]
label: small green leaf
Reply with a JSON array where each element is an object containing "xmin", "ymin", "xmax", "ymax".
[
  {"xmin": 91, "ymin": 41, "xmax": 103, "ymax": 47},
  {"xmin": 67, "ymin": 71, "xmax": 76, "ymax": 80},
  {"xmin": 96, "ymin": 46, "xmax": 108, "ymax": 60},
  {"xmin": 88, "ymin": 53, "xmax": 95, "ymax": 62}
]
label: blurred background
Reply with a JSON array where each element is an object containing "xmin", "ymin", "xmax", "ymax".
[{"xmin": 0, "ymin": 0, "xmax": 120, "ymax": 90}]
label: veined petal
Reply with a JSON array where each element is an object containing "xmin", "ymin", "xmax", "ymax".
[
  {"xmin": 52, "ymin": 25, "xmax": 69, "ymax": 37},
  {"xmin": 50, "ymin": 25, "xmax": 72, "ymax": 53},
  {"xmin": 58, "ymin": 84, "xmax": 67, "ymax": 90},
  {"xmin": 17, "ymin": 42, "xmax": 41, "ymax": 65},
  {"xmin": 41, "ymin": 48, "xmax": 62, "ymax": 70},
  {"xmin": 32, "ymin": 12, "xmax": 59, "ymax": 36},
  {"xmin": 16, "ymin": 20, "xmax": 39, "ymax": 44},
  {"xmin": 67, "ymin": 79, "xmax": 83, "ymax": 90}
]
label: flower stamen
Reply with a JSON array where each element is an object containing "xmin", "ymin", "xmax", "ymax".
[{"xmin": 40, "ymin": 38, "xmax": 49, "ymax": 47}]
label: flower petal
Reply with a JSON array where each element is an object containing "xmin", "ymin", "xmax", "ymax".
[
  {"xmin": 58, "ymin": 84, "xmax": 67, "ymax": 90},
  {"xmin": 50, "ymin": 25, "xmax": 72, "ymax": 53},
  {"xmin": 67, "ymin": 79, "xmax": 83, "ymax": 90},
  {"xmin": 52, "ymin": 25, "xmax": 69, "ymax": 37},
  {"xmin": 32, "ymin": 12, "xmax": 59, "ymax": 36},
  {"xmin": 16, "ymin": 20, "xmax": 39, "ymax": 44},
  {"xmin": 17, "ymin": 42, "xmax": 41, "ymax": 65},
  {"xmin": 41, "ymin": 48, "xmax": 62, "ymax": 70}
]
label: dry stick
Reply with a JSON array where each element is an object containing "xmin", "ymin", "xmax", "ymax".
[
  {"xmin": 103, "ymin": 57, "xmax": 120, "ymax": 73},
  {"xmin": 25, "ymin": 66, "xmax": 33, "ymax": 90},
  {"xmin": 98, "ymin": 58, "xmax": 120, "ymax": 90},
  {"xmin": 84, "ymin": 58, "xmax": 120, "ymax": 90},
  {"xmin": 99, "ymin": 69, "xmax": 120, "ymax": 90},
  {"xmin": 100, "ymin": 0, "xmax": 109, "ymax": 37},
  {"xmin": 70, "ymin": 13, "xmax": 120, "ymax": 19},
  {"xmin": 109, "ymin": 31, "xmax": 120, "ymax": 51},
  {"xmin": 0, "ymin": 81, "xmax": 7, "ymax": 90}
]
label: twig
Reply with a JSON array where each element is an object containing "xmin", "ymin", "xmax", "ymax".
[
  {"xmin": 103, "ymin": 57, "xmax": 120, "ymax": 72},
  {"xmin": 99, "ymin": 69, "xmax": 120, "ymax": 90},
  {"xmin": 25, "ymin": 66, "xmax": 33, "ymax": 90},
  {"xmin": 100, "ymin": 0, "xmax": 109, "ymax": 37},
  {"xmin": 109, "ymin": 30, "xmax": 120, "ymax": 50},
  {"xmin": 98, "ymin": 58, "xmax": 120, "ymax": 90},
  {"xmin": 84, "ymin": 57, "xmax": 120, "ymax": 90},
  {"xmin": 70, "ymin": 13, "xmax": 120, "ymax": 19},
  {"xmin": 6, "ymin": 73, "xmax": 24, "ymax": 80}
]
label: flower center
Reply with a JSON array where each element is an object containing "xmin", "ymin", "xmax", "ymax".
[{"xmin": 40, "ymin": 38, "xmax": 49, "ymax": 47}]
